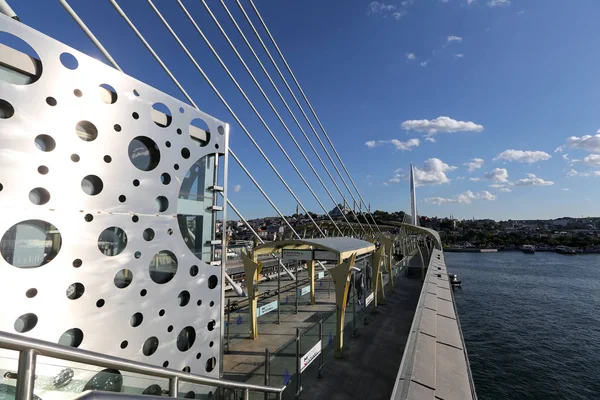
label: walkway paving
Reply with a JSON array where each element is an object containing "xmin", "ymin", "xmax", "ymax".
[{"xmin": 221, "ymin": 256, "xmax": 423, "ymax": 400}]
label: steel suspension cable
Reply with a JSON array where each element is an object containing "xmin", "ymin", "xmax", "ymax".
[
  {"xmin": 210, "ymin": 0, "xmax": 365, "ymax": 236},
  {"xmin": 109, "ymin": 0, "xmax": 325, "ymax": 237},
  {"xmin": 246, "ymin": 0, "xmax": 380, "ymax": 231}
]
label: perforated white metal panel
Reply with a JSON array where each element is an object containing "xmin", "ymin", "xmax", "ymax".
[{"xmin": 0, "ymin": 14, "xmax": 228, "ymax": 397}]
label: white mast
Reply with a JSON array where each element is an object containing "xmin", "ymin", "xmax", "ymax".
[{"xmin": 410, "ymin": 163, "xmax": 418, "ymax": 226}]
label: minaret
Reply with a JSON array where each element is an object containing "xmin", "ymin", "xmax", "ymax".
[{"xmin": 410, "ymin": 163, "xmax": 418, "ymax": 226}]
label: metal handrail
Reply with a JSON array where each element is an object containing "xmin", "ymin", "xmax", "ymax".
[{"xmin": 0, "ymin": 330, "xmax": 284, "ymax": 399}]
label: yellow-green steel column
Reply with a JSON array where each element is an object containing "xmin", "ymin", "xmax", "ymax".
[
  {"xmin": 378, "ymin": 234, "xmax": 395, "ymax": 292},
  {"xmin": 241, "ymin": 251, "xmax": 263, "ymax": 339},
  {"xmin": 371, "ymin": 247, "xmax": 385, "ymax": 307},
  {"xmin": 329, "ymin": 253, "xmax": 356, "ymax": 358}
]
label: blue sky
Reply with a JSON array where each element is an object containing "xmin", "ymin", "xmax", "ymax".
[{"xmin": 12, "ymin": 0, "xmax": 600, "ymax": 220}]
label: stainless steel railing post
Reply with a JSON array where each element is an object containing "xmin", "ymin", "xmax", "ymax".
[
  {"xmin": 264, "ymin": 348, "xmax": 271, "ymax": 400},
  {"xmin": 295, "ymin": 328, "xmax": 301, "ymax": 399},
  {"xmin": 295, "ymin": 261, "xmax": 299, "ymax": 314},
  {"xmin": 243, "ymin": 387, "xmax": 250, "ymax": 400},
  {"xmin": 168, "ymin": 376, "xmax": 178, "ymax": 397},
  {"xmin": 16, "ymin": 349, "xmax": 36, "ymax": 400},
  {"xmin": 277, "ymin": 261, "xmax": 281, "ymax": 324},
  {"xmin": 318, "ymin": 313, "xmax": 323, "ymax": 379},
  {"xmin": 227, "ymin": 299, "xmax": 231, "ymax": 353}
]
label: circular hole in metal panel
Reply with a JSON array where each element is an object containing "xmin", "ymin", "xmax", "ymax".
[
  {"xmin": 103, "ymin": 155, "xmax": 112, "ymax": 163},
  {"xmin": 81, "ymin": 175, "xmax": 103, "ymax": 195},
  {"xmin": 181, "ymin": 148, "xmax": 190, "ymax": 159},
  {"xmin": 129, "ymin": 136, "xmax": 160, "ymax": 171},
  {"xmin": 182, "ymin": 367, "xmax": 191, "ymax": 373},
  {"xmin": 196, "ymin": 353, "xmax": 201, "ymax": 360},
  {"xmin": 208, "ymin": 275, "xmax": 218, "ymax": 289},
  {"xmin": 130, "ymin": 312, "xmax": 143, "ymax": 327},
  {"xmin": 140, "ymin": 289, "xmax": 147, "ymax": 297},
  {"xmin": 72, "ymin": 259, "xmax": 82, "ymax": 268},
  {"xmin": 98, "ymin": 227, "xmax": 127, "ymax": 256},
  {"xmin": 0, "ymin": 99, "xmax": 14, "ymax": 118},
  {"xmin": 152, "ymin": 102, "xmax": 172, "ymax": 128},
  {"xmin": 58, "ymin": 328, "xmax": 84, "ymax": 348},
  {"xmin": 133, "ymin": 179, "xmax": 140, "ymax": 187},
  {"xmin": 158, "ymin": 309, "xmax": 165, "ymax": 317},
  {"xmin": 46, "ymin": 97, "xmax": 57, "ymax": 106},
  {"xmin": 143, "ymin": 228, "xmax": 155, "ymax": 241},
  {"xmin": 142, "ymin": 337, "xmax": 159, "ymax": 356},
  {"xmin": 83, "ymin": 369, "xmax": 122, "ymax": 392},
  {"xmin": 149, "ymin": 250, "xmax": 177, "ymax": 284},
  {"xmin": 176, "ymin": 326, "xmax": 196, "ymax": 351},
  {"xmin": 120, "ymin": 341, "xmax": 128, "ymax": 349},
  {"xmin": 29, "ymin": 187, "xmax": 50, "ymax": 205},
  {"xmin": 26, "ymin": 288, "xmax": 37, "ymax": 298},
  {"xmin": 190, "ymin": 265, "xmax": 198, "ymax": 276},
  {"xmin": 66, "ymin": 283, "xmax": 84, "ymax": 300},
  {"xmin": 161, "ymin": 173, "xmax": 171, "ymax": 185},
  {"xmin": 132, "ymin": 112, "xmax": 139, "ymax": 120},
  {"xmin": 74, "ymin": 89, "xmax": 82, "ymax": 97},
  {"xmin": 84, "ymin": 214, "xmax": 93, "ymax": 222},
  {"xmin": 217, "ymin": 125, "xmax": 225, "ymax": 135},
  {"xmin": 1, "ymin": 220, "xmax": 61, "ymax": 268},
  {"xmin": 0, "ymin": 33, "xmax": 42, "ymax": 84},
  {"xmin": 205, "ymin": 357, "xmax": 216, "ymax": 373},
  {"xmin": 71, "ymin": 154, "xmax": 80, "ymax": 162},
  {"xmin": 178, "ymin": 290, "xmax": 190, "ymax": 307},
  {"xmin": 162, "ymin": 361, "xmax": 169, "ymax": 368},
  {"xmin": 167, "ymin": 325, "xmax": 173, "ymax": 333},
  {"xmin": 114, "ymin": 269, "xmax": 133, "ymax": 289},
  {"xmin": 114, "ymin": 124, "xmax": 121, "ymax": 132},
  {"xmin": 143, "ymin": 384, "xmax": 163, "ymax": 395},
  {"xmin": 118, "ymin": 195, "xmax": 126, "ymax": 203},
  {"xmin": 190, "ymin": 118, "xmax": 210, "ymax": 147},
  {"xmin": 133, "ymin": 89, "xmax": 140, "ymax": 97},
  {"xmin": 132, "ymin": 215, "xmax": 139, "ymax": 223},
  {"xmin": 37, "ymin": 165, "xmax": 49, "ymax": 175},
  {"xmin": 207, "ymin": 320, "xmax": 216, "ymax": 331},
  {"xmin": 134, "ymin": 251, "xmax": 141, "ymax": 259},
  {"xmin": 76, "ymin": 121, "xmax": 98, "ymax": 142},
  {"xmin": 14, "ymin": 313, "xmax": 38, "ymax": 333},
  {"xmin": 35, "ymin": 134, "xmax": 56, "ymax": 152},
  {"xmin": 99, "ymin": 83, "xmax": 118, "ymax": 104},
  {"xmin": 96, "ymin": 299, "xmax": 105, "ymax": 307},
  {"xmin": 59, "ymin": 52, "xmax": 78, "ymax": 70},
  {"xmin": 155, "ymin": 196, "xmax": 168, "ymax": 212}
]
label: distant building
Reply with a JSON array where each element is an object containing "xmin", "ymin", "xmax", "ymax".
[{"xmin": 329, "ymin": 203, "xmax": 351, "ymax": 219}]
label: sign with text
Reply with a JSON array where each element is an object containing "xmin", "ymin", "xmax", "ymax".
[
  {"xmin": 282, "ymin": 249, "xmax": 313, "ymax": 262},
  {"xmin": 298, "ymin": 285, "xmax": 310, "ymax": 297},
  {"xmin": 313, "ymin": 249, "xmax": 337, "ymax": 261},
  {"xmin": 257, "ymin": 300, "xmax": 278, "ymax": 317},
  {"xmin": 317, "ymin": 271, "xmax": 325, "ymax": 280},
  {"xmin": 300, "ymin": 340, "xmax": 322, "ymax": 372},
  {"xmin": 365, "ymin": 292, "xmax": 374, "ymax": 307}
]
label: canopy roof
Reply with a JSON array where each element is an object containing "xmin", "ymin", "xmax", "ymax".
[{"xmin": 252, "ymin": 237, "xmax": 376, "ymax": 261}]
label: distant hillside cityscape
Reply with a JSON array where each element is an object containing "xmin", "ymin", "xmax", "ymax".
[{"xmin": 219, "ymin": 204, "xmax": 600, "ymax": 252}]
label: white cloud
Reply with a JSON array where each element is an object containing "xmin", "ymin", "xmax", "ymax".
[
  {"xmin": 493, "ymin": 149, "xmax": 551, "ymax": 164},
  {"xmin": 464, "ymin": 158, "xmax": 484, "ymax": 172},
  {"xmin": 382, "ymin": 182, "xmax": 389, "ymax": 186},
  {"xmin": 517, "ymin": 9, "xmax": 525, "ymax": 15},
  {"xmin": 469, "ymin": 177, "xmax": 481, "ymax": 182},
  {"xmin": 453, "ymin": 53, "xmax": 464, "ymax": 59},
  {"xmin": 368, "ymin": 1, "xmax": 396, "ymax": 14},
  {"xmin": 425, "ymin": 137, "xmax": 436, "ymax": 143},
  {"xmin": 406, "ymin": 53, "xmax": 416, "ymax": 60},
  {"xmin": 233, "ymin": 184, "xmax": 242, "ymax": 192},
  {"xmin": 488, "ymin": 0, "xmax": 510, "ymax": 7},
  {"xmin": 574, "ymin": 154, "xmax": 600, "ymax": 167},
  {"xmin": 490, "ymin": 184, "xmax": 512, "ymax": 192},
  {"xmin": 562, "ymin": 154, "xmax": 569, "ymax": 161},
  {"xmin": 455, "ymin": 176, "xmax": 465, "ymax": 180},
  {"xmin": 425, "ymin": 190, "xmax": 496, "ymax": 205},
  {"xmin": 561, "ymin": 188, "xmax": 570, "ymax": 191},
  {"xmin": 514, "ymin": 173, "xmax": 554, "ymax": 186},
  {"xmin": 563, "ymin": 133, "xmax": 600, "ymax": 153},
  {"xmin": 420, "ymin": 60, "xmax": 429, "ymax": 67},
  {"xmin": 467, "ymin": 0, "xmax": 476, "ymax": 5},
  {"xmin": 401, "ymin": 116, "xmax": 483, "ymax": 136},
  {"xmin": 392, "ymin": 11, "xmax": 406, "ymax": 19},
  {"xmin": 447, "ymin": 36, "xmax": 463, "ymax": 43},
  {"xmin": 389, "ymin": 177, "xmax": 401, "ymax": 183},
  {"xmin": 484, "ymin": 168, "xmax": 509, "ymax": 182},
  {"xmin": 567, "ymin": 169, "xmax": 590, "ymax": 177},
  {"xmin": 413, "ymin": 158, "xmax": 457, "ymax": 186},
  {"xmin": 365, "ymin": 138, "xmax": 420, "ymax": 151}
]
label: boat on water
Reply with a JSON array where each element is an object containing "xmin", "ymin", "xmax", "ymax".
[
  {"xmin": 556, "ymin": 245, "xmax": 577, "ymax": 255},
  {"xmin": 522, "ymin": 245, "xmax": 535, "ymax": 254}
]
